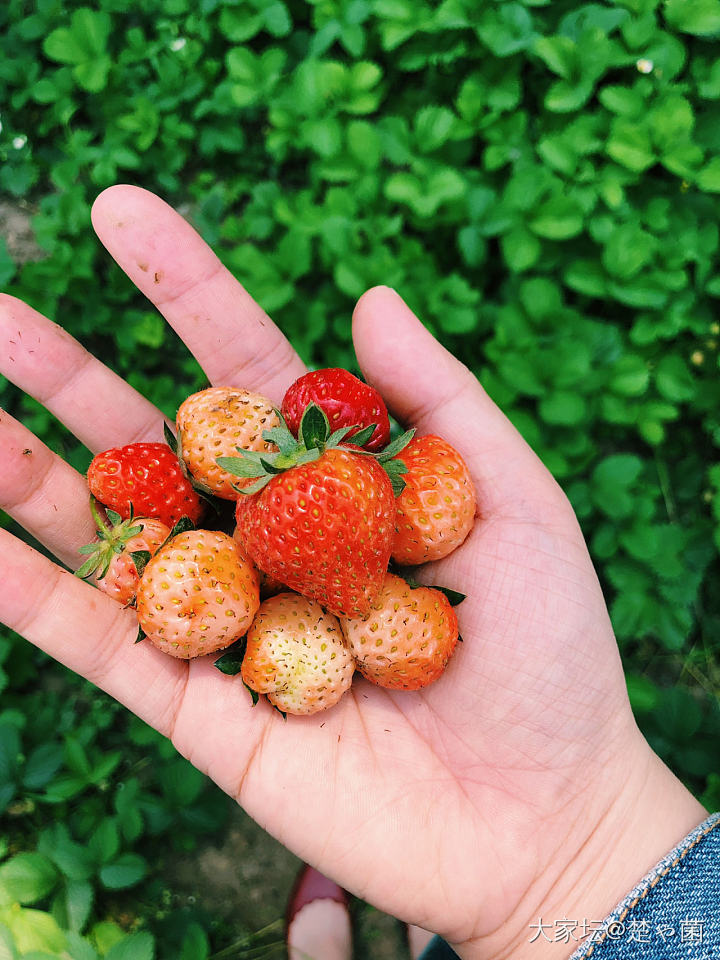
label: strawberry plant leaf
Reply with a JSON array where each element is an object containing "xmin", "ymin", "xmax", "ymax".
[
  {"xmin": 383, "ymin": 458, "xmax": 408, "ymax": 496},
  {"xmin": 234, "ymin": 475, "xmax": 274, "ymax": 495},
  {"xmin": 259, "ymin": 456, "xmax": 286, "ymax": 475},
  {"xmin": 131, "ymin": 551, "xmax": 151, "ymax": 577},
  {"xmin": 214, "ymin": 637, "xmax": 247, "ymax": 676},
  {"xmin": 162, "ymin": 517, "xmax": 195, "ymax": 547},
  {"xmin": 375, "ymin": 428, "xmax": 415, "ymax": 462},
  {"xmin": 344, "ymin": 423, "xmax": 377, "ymax": 447},
  {"xmin": 327, "ymin": 425, "xmax": 356, "ymax": 446},
  {"xmin": 216, "ymin": 455, "xmax": 266, "ymax": 478},
  {"xmin": 300, "ymin": 402, "xmax": 331, "ymax": 450},
  {"xmin": 163, "ymin": 421, "xmax": 178, "ymax": 454},
  {"xmin": 74, "ymin": 555, "xmax": 102, "ymax": 579},
  {"xmin": 262, "ymin": 426, "xmax": 298, "ymax": 455},
  {"xmin": 432, "ymin": 586, "xmax": 466, "ymax": 606}
]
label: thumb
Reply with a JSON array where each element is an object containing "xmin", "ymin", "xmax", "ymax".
[{"xmin": 352, "ymin": 286, "xmax": 562, "ymax": 517}]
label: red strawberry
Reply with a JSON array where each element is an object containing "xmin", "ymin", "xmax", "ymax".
[
  {"xmin": 241, "ymin": 592, "xmax": 355, "ymax": 715},
  {"xmin": 221, "ymin": 403, "xmax": 413, "ymax": 617},
  {"xmin": 232, "ymin": 526, "xmax": 286, "ymax": 599},
  {"xmin": 136, "ymin": 530, "xmax": 259, "ymax": 659},
  {"xmin": 341, "ymin": 573, "xmax": 459, "ymax": 690},
  {"xmin": 88, "ymin": 442, "xmax": 203, "ymax": 528},
  {"xmin": 282, "ymin": 368, "xmax": 390, "ymax": 452},
  {"xmin": 392, "ymin": 435, "xmax": 476, "ymax": 565},
  {"xmin": 235, "ymin": 449, "xmax": 395, "ymax": 618},
  {"xmin": 75, "ymin": 499, "xmax": 170, "ymax": 605},
  {"xmin": 177, "ymin": 386, "xmax": 281, "ymax": 499}
]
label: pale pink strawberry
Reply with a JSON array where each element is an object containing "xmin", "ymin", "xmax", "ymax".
[
  {"xmin": 75, "ymin": 499, "xmax": 171, "ymax": 605},
  {"xmin": 96, "ymin": 518, "xmax": 170, "ymax": 604},
  {"xmin": 136, "ymin": 530, "xmax": 259, "ymax": 659},
  {"xmin": 177, "ymin": 387, "xmax": 281, "ymax": 499},
  {"xmin": 242, "ymin": 593, "xmax": 355, "ymax": 715},
  {"xmin": 341, "ymin": 573, "xmax": 459, "ymax": 690}
]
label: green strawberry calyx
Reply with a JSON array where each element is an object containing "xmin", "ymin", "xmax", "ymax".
[
  {"xmin": 217, "ymin": 403, "xmax": 415, "ymax": 496},
  {"xmin": 75, "ymin": 495, "xmax": 146, "ymax": 581}
]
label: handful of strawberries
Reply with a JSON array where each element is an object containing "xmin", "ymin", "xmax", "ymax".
[{"xmin": 77, "ymin": 369, "xmax": 476, "ymax": 716}]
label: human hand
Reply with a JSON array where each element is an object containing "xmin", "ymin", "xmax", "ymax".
[{"xmin": 0, "ymin": 187, "xmax": 706, "ymax": 959}]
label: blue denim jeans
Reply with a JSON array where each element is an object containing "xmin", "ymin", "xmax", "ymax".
[{"xmin": 419, "ymin": 811, "xmax": 720, "ymax": 960}]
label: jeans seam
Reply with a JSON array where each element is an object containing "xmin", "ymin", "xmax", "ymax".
[{"xmin": 579, "ymin": 816, "xmax": 720, "ymax": 958}]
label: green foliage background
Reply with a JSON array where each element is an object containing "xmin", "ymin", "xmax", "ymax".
[{"xmin": 1, "ymin": 0, "xmax": 719, "ymax": 956}]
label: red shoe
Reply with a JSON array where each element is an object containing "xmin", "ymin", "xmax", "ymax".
[{"xmin": 286, "ymin": 865, "xmax": 353, "ymax": 960}]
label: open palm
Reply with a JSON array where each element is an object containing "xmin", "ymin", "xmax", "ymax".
[{"xmin": 0, "ymin": 188, "xmax": 703, "ymax": 960}]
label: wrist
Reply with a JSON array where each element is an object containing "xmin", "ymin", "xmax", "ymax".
[{"xmin": 454, "ymin": 728, "xmax": 707, "ymax": 960}]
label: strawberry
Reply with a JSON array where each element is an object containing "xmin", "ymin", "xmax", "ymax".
[
  {"xmin": 241, "ymin": 592, "xmax": 355, "ymax": 715},
  {"xmin": 221, "ymin": 405, "xmax": 413, "ymax": 618},
  {"xmin": 341, "ymin": 573, "xmax": 459, "ymax": 690},
  {"xmin": 136, "ymin": 530, "xmax": 259, "ymax": 659},
  {"xmin": 235, "ymin": 448, "xmax": 395, "ymax": 618},
  {"xmin": 392, "ymin": 435, "xmax": 476, "ymax": 565},
  {"xmin": 232, "ymin": 526, "xmax": 285, "ymax": 599},
  {"xmin": 282, "ymin": 368, "xmax": 390, "ymax": 452},
  {"xmin": 177, "ymin": 386, "xmax": 281, "ymax": 499},
  {"xmin": 75, "ymin": 498, "xmax": 170, "ymax": 605},
  {"xmin": 88, "ymin": 442, "xmax": 203, "ymax": 528}
]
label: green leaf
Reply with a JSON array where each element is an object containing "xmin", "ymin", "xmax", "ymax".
[
  {"xmin": 99, "ymin": 854, "xmax": 147, "ymax": 890},
  {"xmin": 263, "ymin": 427, "xmax": 298, "ymax": 456},
  {"xmin": 697, "ymin": 157, "xmax": 720, "ymax": 192},
  {"xmin": 130, "ymin": 551, "xmax": 151, "ymax": 577},
  {"xmin": 163, "ymin": 422, "xmax": 178, "ymax": 453},
  {"xmin": 664, "ymin": 0, "xmax": 720, "ymax": 35},
  {"xmin": 0, "ymin": 854, "xmax": 58, "ymax": 906},
  {"xmin": 655, "ymin": 355, "xmax": 696, "ymax": 402},
  {"xmin": 345, "ymin": 424, "xmax": 376, "ymax": 447},
  {"xmin": 609, "ymin": 355, "xmax": 650, "ymax": 397},
  {"xmin": 477, "ymin": 3, "xmax": 536, "ymax": 57},
  {"xmin": 602, "ymin": 224, "xmax": 655, "ymax": 279},
  {"xmin": 383, "ymin": 459, "xmax": 408, "ymax": 496},
  {"xmin": 88, "ymin": 819, "xmax": 120, "ymax": 866},
  {"xmin": 539, "ymin": 391, "xmax": 587, "ymax": 426},
  {"xmin": 216, "ymin": 455, "xmax": 266, "ymax": 479},
  {"xmin": 22, "ymin": 744, "xmax": 64, "ymax": 790},
  {"xmin": 533, "ymin": 35, "xmax": 577, "ymax": 79},
  {"xmin": 414, "ymin": 106, "xmax": 456, "ymax": 152},
  {"xmin": 213, "ymin": 639, "xmax": 247, "ymax": 676},
  {"xmin": 300, "ymin": 403, "xmax": 331, "ymax": 450},
  {"xmin": 179, "ymin": 922, "xmax": 210, "ymax": 960},
  {"xmin": 607, "ymin": 120, "xmax": 655, "ymax": 171},
  {"xmin": 501, "ymin": 226, "xmax": 541, "ymax": 272},
  {"xmin": 375, "ymin": 429, "xmax": 415, "ymax": 462},
  {"xmin": 3, "ymin": 907, "xmax": 65, "ymax": 954},
  {"xmin": 529, "ymin": 195, "xmax": 585, "ymax": 240},
  {"xmin": 626, "ymin": 674, "xmax": 660, "ymax": 714},
  {"xmin": 105, "ymin": 931, "xmax": 155, "ymax": 960}
]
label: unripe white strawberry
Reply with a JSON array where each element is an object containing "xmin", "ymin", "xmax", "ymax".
[{"xmin": 242, "ymin": 593, "xmax": 355, "ymax": 715}]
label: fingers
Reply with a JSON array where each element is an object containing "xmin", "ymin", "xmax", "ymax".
[
  {"xmin": 352, "ymin": 287, "xmax": 560, "ymax": 515},
  {"xmin": 0, "ymin": 528, "xmax": 187, "ymax": 736},
  {"xmin": 0, "ymin": 294, "xmax": 164, "ymax": 451},
  {"xmin": 0, "ymin": 409, "xmax": 94, "ymax": 568},
  {"xmin": 91, "ymin": 186, "xmax": 307, "ymax": 405}
]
